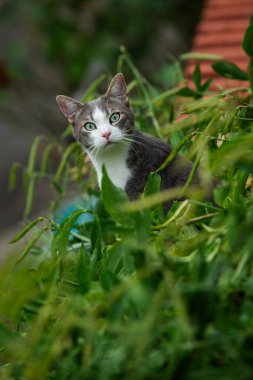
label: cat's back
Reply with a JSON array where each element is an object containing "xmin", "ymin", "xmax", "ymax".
[{"xmin": 125, "ymin": 129, "xmax": 194, "ymax": 202}]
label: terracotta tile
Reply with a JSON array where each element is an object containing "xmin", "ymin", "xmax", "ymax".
[
  {"xmin": 203, "ymin": 7, "xmax": 253, "ymax": 21},
  {"xmin": 194, "ymin": 32, "xmax": 245, "ymax": 47},
  {"xmin": 185, "ymin": 0, "xmax": 251, "ymax": 91},
  {"xmin": 197, "ymin": 19, "xmax": 250, "ymax": 34},
  {"xmin": 209, "ymin": 0, "xmax": 253, "ymax": 5}
]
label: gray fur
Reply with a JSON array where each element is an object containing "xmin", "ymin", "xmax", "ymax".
[{"xmin": 125, "ymin": 129, "xmax": 196, "ymax": 212}]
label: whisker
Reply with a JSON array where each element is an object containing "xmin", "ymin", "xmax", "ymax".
[
  {"xmin": 87, "ymin": 142, "xmax": 102, "ymax": 157},
  {"xmin": 122, "ymin": 132, "xmax": 142, "ymax": 141},
  {"xmin": 87, "ymin": 143, "xmax": 96, "ymax": 151},
  {"xmin": 121, "ymin": 137, "xmax": 144, "ymax": 155},
  {"xmin": 89, "ymin": 146, "xmax": 98, "ymax": 156},
  {"xmin": 129, "ymin": 135, "xmax": 148, "ymax": 144},
  {"xmin": 75, "ymin": 150, "xmax": 86, "ymax": 165},
  {"xmin": 94, "ymin": 147, "xmax": 100, "ymax": 160},
  {"xmin": 122, "ymin": 140, "xmax": 139, "ymax": 156},
  {"xmin": 122, "ymin": 136, "xmax": 148, "ymax": 150}
]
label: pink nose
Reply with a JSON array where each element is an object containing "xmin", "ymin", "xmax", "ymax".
[{"xmin": 102, "ymin": 131, "xmax": 111, "ymax": 140}]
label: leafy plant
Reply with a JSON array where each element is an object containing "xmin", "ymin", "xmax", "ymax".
[{"xmin": 1, "ymin": 18, "xmax": 253, "ymax": 380}]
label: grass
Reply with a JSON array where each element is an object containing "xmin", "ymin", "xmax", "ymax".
[{"xmin": 1, "ymin": 20, "xmax": 253, "ymax": 379}]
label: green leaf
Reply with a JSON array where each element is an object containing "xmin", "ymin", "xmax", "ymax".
[
  {"xmin": 122, "ymin": 250, "xmax": 135, "ymax": 274},
  {"xmin": 177, "ymin": 86, "xmax": 200, "ymax": 98},
  {"xmin": 9, "ymin": 162, "xmax": 23, "ymax": 191},
  {"xmin": 144, "ymin": 172, "xmax": 161, "ymax": 197},
  {"xmin": 76, "ymin": 244, "xmax": 90, "ymax": 294},
  {"xmin": 249, "ymin": 59, "xmax": 253, "ymax": 92},
  {"xmin": 40, "ymin": 142, "xmax": 63, "ymax": 174},
  {"xmin": 9, "ymin": 217, "xmax": 47, "ymax": 243},
  {"xmin": 15, "ymin": 227, "xmax": 48, "ymax": 265},
  {"xmin": 0, "ymin": 321, "xmax": 15, "ymax": 342},
  {"xmin": 24, "ymin": 176, "xmax": 35, "ymax": 218},
  {"xmin": 200, "ymin": 78, "xmax": 213, "ymax": 93},
  {"xmin": 21, "ymin": 136, "xmax": 46, "ymax": 218},
  {"xmin": 101, "ymin": 165, "xmax": 134, "ymax": 226},
  {"xmin": 144, "ymin": 172, "xmax": 163, "ymax": 222},
  {"xmin": 242, "ymin": 16, "xmax": 253, "ymax": 57},
  {"xmin": 168, "ymin": 103, "xmax": 174, "ymax": 123},
  {"xmin": 90, "ymin": 248, "xmax": 98, "ymax": 280},
  {"xmin": 193, "ymin": 63, "xmax": 202, "ymax": 91},
  {"xmin": 157, "ymin": 132, "xmax": 195, "ymax": 173},
  {"xmin": 212, "ymin": 61, "xmax": 248, "ymax": 80},
  {"xmin": 100, "ymin": 265, "xmax": 119, "ymax": 291},
  {"xmin": 51, "ymin": 210, "xmax": 87, "ymax": 256},
  {"xmin": 229, "ymin": 170, "xmax": 248, "ymax": 204},
  {"xmin": 104, "ymin": 242, "xmax": 124, "ymax": 273},
  {"xmin": 80, "ymin": 73, "xmax": 106, "ymax": 102},
  {"xmin": 52, "ymin": 180, "xmax": 63, "ymax": 194},
  {"xmin": 213, "ymin": 182, "xmax": 230, "ymax": 207},
  {"xmin": 183, "ymin": 94, "xmax": 221, "ymax": 113},
  {"xmin": 27, "ymin": 136, "xmax": 45, "ymax": 174},
  {"xmin": 180, "ymin": 52, "xmax": 223, "ymax": 61},
  {"xmin": 53, "ymin": 142, "xmax": 79, "ymax": 184},
  {"xmin": 91, "ymin": 216, "xmax": 103, "ymax": 259}
]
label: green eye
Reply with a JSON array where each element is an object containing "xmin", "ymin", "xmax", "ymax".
[
  {"xmin": 84, "ymin": 122, "xmax": 96, "ymax": 131},
  {"xmin": 110, "ymin": 112, "xmax": 120, "ymax": 123}
]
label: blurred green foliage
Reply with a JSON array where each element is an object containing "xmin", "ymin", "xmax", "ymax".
[
  {"xmin": 0, "ymin": 0, "xmax": 203, "ymax": 87},
  {"xmin": 1, "ymin": 16, "xmax": 253, "ymax": 380}
]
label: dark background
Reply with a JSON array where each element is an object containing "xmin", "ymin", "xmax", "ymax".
[{"xmin": 0, "ymin": 0, "xmax": 204, "ymax": 231}]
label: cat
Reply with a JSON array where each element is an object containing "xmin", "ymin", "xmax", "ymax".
[{"xmin": 56, "ymin": 73, "xmax": 211, "ymax": 212}]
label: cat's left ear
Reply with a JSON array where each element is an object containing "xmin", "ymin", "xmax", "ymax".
[{"xmin": 106, "ymin": 73, "xmax": 129, "ymax": 105}]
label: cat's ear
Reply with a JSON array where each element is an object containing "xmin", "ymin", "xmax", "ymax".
[
  {"xmin": 56, "ymin": 95, "xmax": 82, "ymax": 123},
  {"xmin": 106, "ymin": 73, "xmax": 129, "ymax": 103}
]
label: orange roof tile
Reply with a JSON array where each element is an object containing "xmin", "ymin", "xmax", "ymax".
[{"xmin": 185, "ymin": 0, "xmax": 253, "ymax": 91}]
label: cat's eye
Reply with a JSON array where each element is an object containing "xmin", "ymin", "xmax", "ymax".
[
  {"xmin": 110, "ymin": 112, "xmax": 120, "ymax": 123},
  {"xmin": 84, "ymin": 122, "xmax": 96, "ymax": 131}
]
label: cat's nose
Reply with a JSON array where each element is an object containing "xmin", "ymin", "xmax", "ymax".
[{"xmin": 102, "ymin": 131, "xmax": 112, "ymax": 140}]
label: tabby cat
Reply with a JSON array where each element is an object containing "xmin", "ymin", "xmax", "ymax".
[{"xmin": 57, "ymin": 73, "xmax": 212, "ymax": 212}]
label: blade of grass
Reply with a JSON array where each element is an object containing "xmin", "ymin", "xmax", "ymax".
[
  {"xmin": 51, "ymin": 209, "xmax": 87, "ymax": 257},
  {"xmin": 180, "ymin": 52, "xmax": 223, "ymax": 61},
  {"xmin": 27, "ymin": 136, "xmax": 46, "ymax": 174},
  {"xmin": 80, "ymin": 73, "xmax": 106, "ymax": 102},
  {"xmin": 40, "ymin": 142, "xmax": 63, "ymax": 174},
  {"xmin": 15, "ymin": 226, "xmax": 48, "ymax": 265},
  {"xmin": 156, "ymin": 132, "xmax": 195, "ymax": 173},
  {"xmin": 9, "ymin": 217, "xmax": 49, "ymax": 243},
  {"xmin": 119, "ymin": 48, "xmax": 163, "ymax": 137},
  {"xmin": 9, "ymin": 162, "xmax": 24, "ymax": 191},
  {"xmin": 121, "ymin": 186, "xmax": 202, "ymax": 212},
  {"xmin": 23, "ymin": 176, "xmax": 35, "ymax": 219},
  {"xmin": 53, "ymin": 142, "xmax": 79, "ymax": 185}
]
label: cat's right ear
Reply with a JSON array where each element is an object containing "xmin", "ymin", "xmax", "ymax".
[{"xmin": 56, "ymin": 95, "xmax": 82, "ymax": 123}]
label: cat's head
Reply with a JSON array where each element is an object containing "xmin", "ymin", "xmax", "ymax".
[{"xmin": 56, "ymin": 73, "xmax": 135, "ymax": 152}]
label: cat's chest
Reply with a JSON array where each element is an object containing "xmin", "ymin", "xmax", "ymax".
[{"xmin": 88, "ymin": 144, "xmax": 131, "ymax": 190}]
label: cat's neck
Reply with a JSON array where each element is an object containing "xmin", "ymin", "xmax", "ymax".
[{"xmin": 86, "ymin": 142, "xmax": 131, "ymax": 189}]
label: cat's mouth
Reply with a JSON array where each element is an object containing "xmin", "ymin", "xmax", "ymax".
[
  {"xmin": 104, "ymin": 141, "xmax": 116, "ymax": 148},
  {"xmin": 99, "ymin": 137, "xmax": 123, "ymax": 150}
]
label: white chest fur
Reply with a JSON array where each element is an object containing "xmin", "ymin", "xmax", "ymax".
[{"xmin": 87, "ymin": 143, "xmax": 131, "ymax": 190}]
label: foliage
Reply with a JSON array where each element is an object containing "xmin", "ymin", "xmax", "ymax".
[
  {"xmin": 0, "ymin": 0, "xmax": 203, "ymax": 87},
  {"xmin": 1, "ymin": 19, "xmax": 253, "ymax": 380}
]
